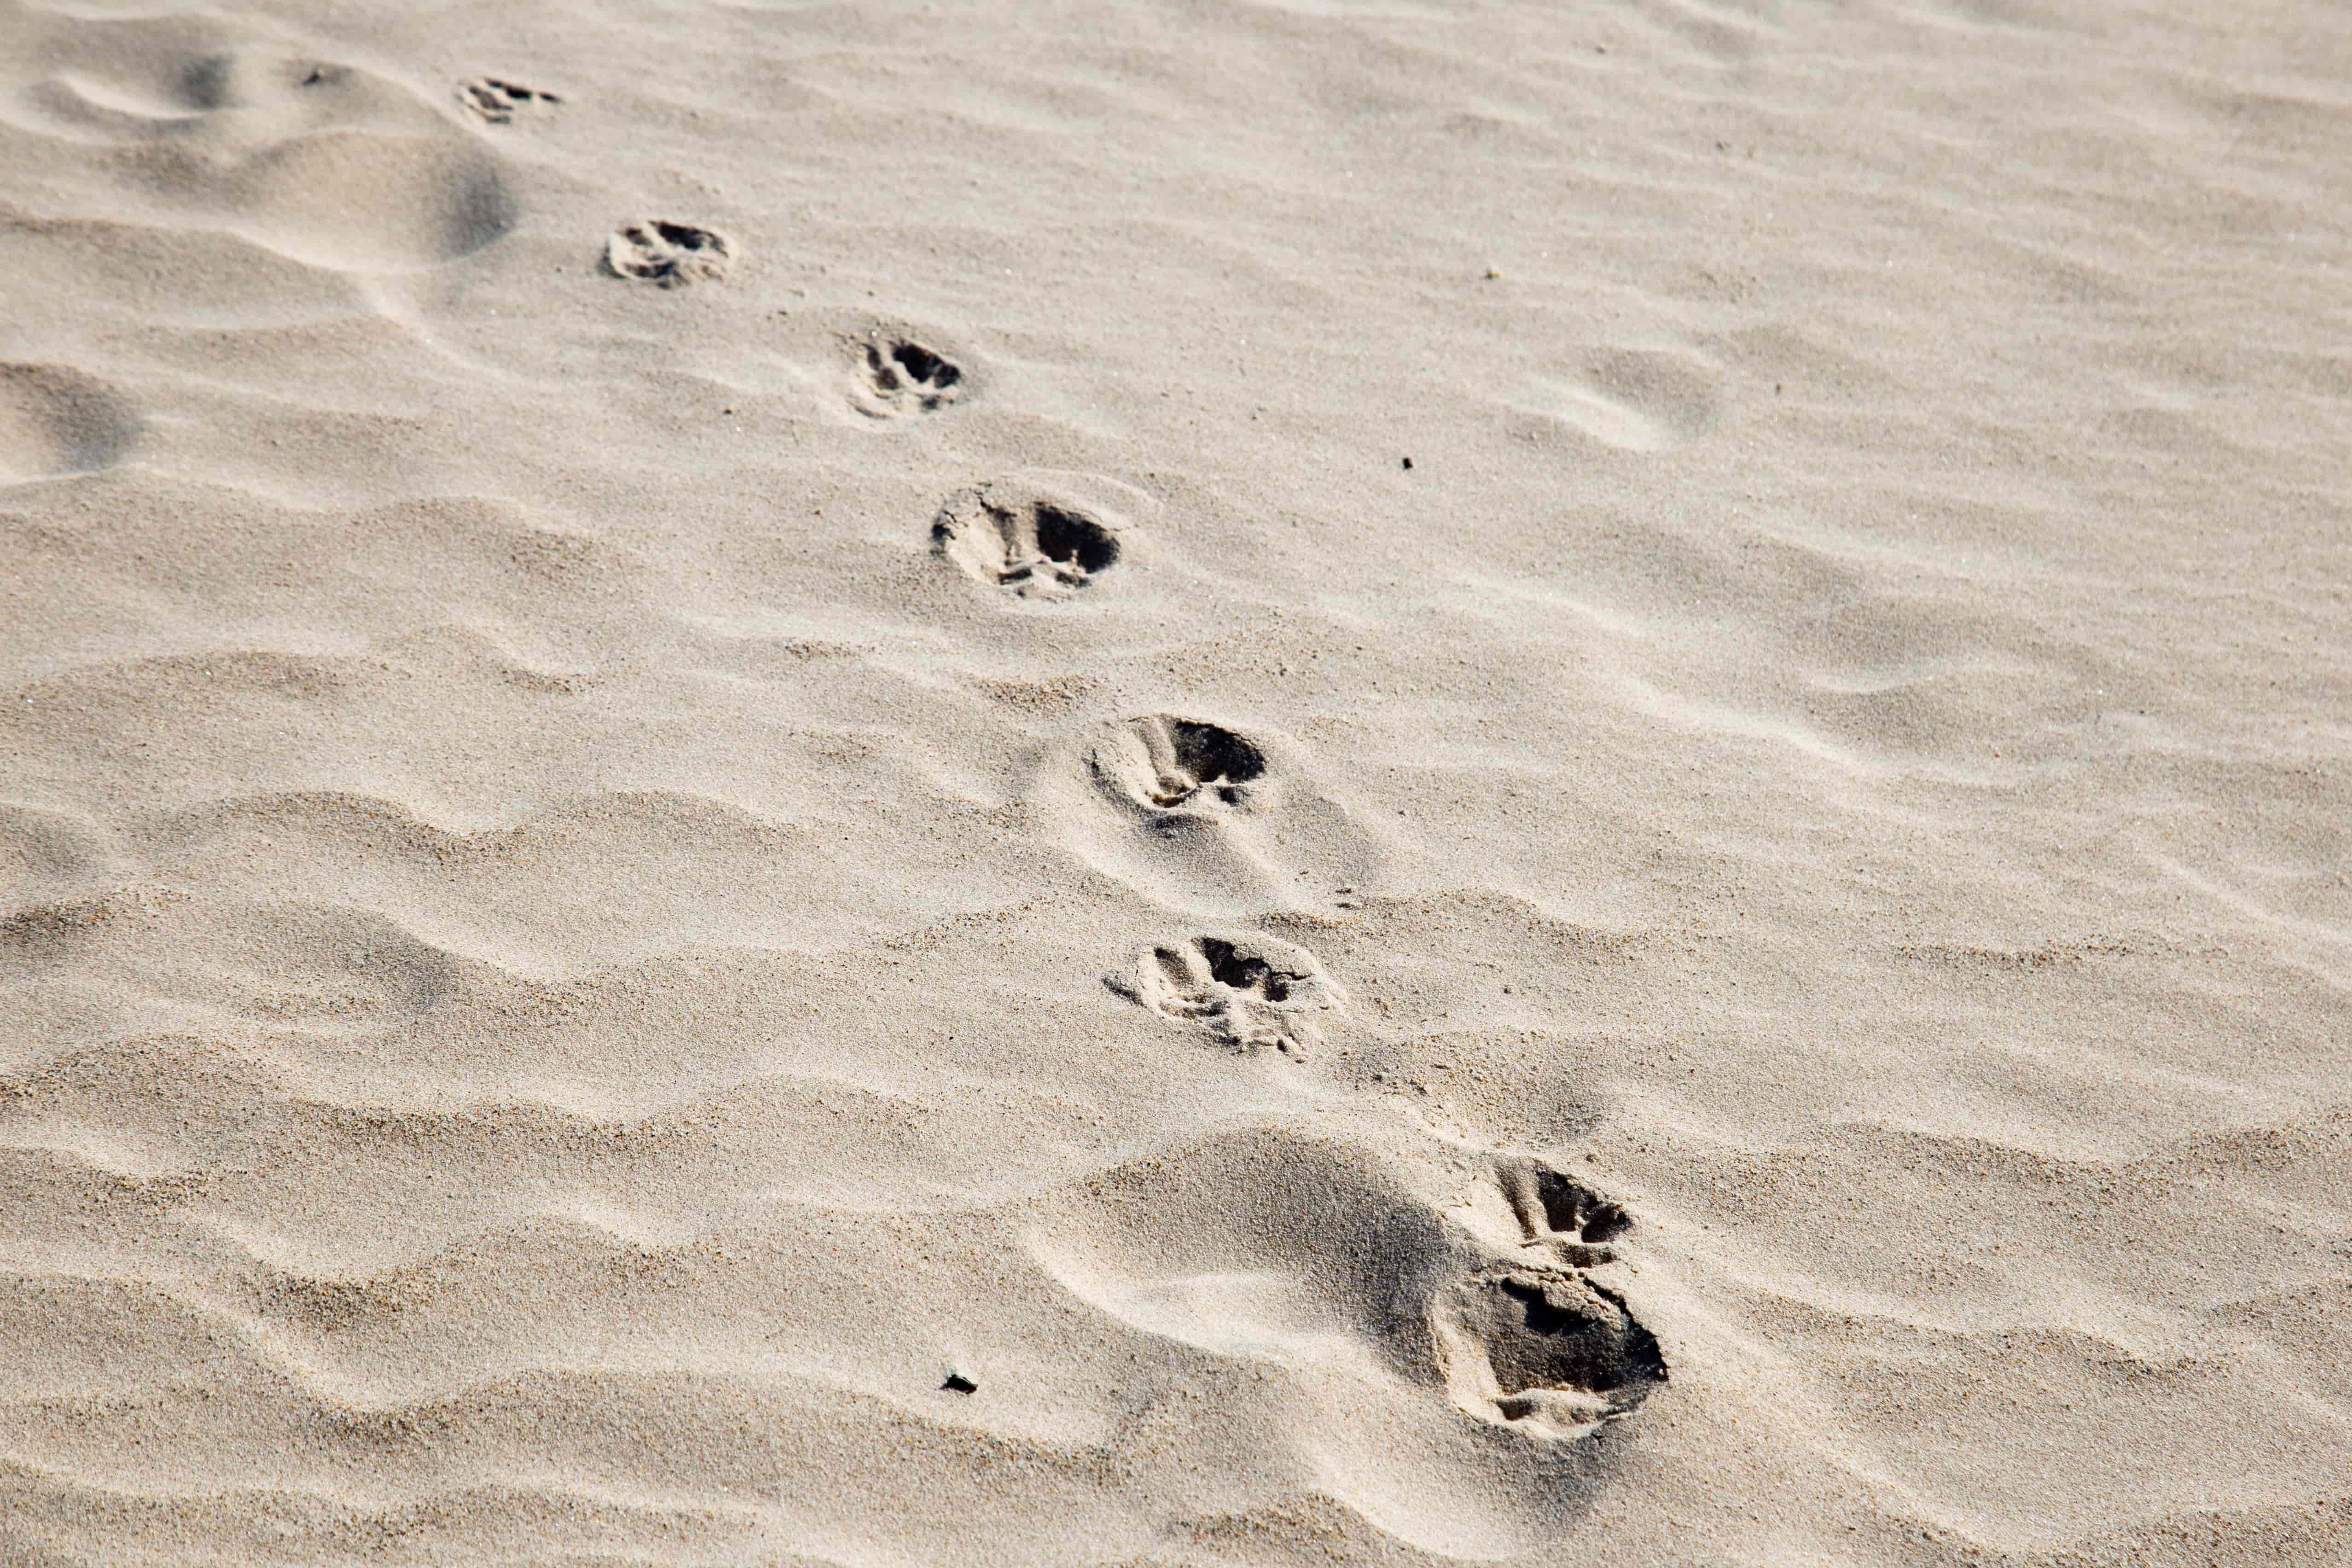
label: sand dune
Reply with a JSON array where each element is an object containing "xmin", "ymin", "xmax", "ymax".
[{"xmin": 4, "ymin": 0, "xmax": 2349, "ymax": 1562}]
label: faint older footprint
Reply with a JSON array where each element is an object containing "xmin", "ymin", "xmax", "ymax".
[
  {"xmin": 1118, "ymin": 932, "xmax": 1343, "ymax": 1055},
  {"xmin": 1430, "ymin": 1265, "xmax": 1666, "ymax": 1440},
  {"xmin": 934, "ymin": 481, "xmax": 1121, "ymax": 598},
  {"xmin": 605, "ymin": 221, "xmax": 734, "ymax": 286},
  {"xmin": 13, "ymin": 36, "xmax": 516, "ymax": 271},
  {"xmin": 853, "ymin": 338, "xmax": 964, "ymax": 419},
  {"xmin": 458, "ymin": 77, "xmax": 561, "ymax": 124},
  {"xmin": 1519, "ymin": 348, "xmax": 1721, "ymax": 452},
  {"xmin": 0, "ymin": 365, "xmax": 141, "ymax": 485}
]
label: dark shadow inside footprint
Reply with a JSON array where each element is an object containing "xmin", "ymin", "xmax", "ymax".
[
  {"xmin": 651, "ymin": 222, "xmax": 714, "ymax": 252},
  {"xmin": 1157, "ymin": 721, "xmax": 1265, "ymax": 808},
  {"xmin": 1123, "ymin": 931, "xmax": 1342, "ymax": 1056},
  {"xmin": 1197, "ymin": 938, "xmax": 1290, "ymax": 1002},
  {"xmin": 1090, "ymin": 715, "xmax": 1266, "ymax": 814},
  {"xmin": 1032, "ymin": 504, "xmax": 1118, "ymax": 575},
  {"xmin": 1532, "ymin": 1168, "xmax": 1632, "ymax": 1244},
  {"xmin": 1494, "ymin": 1277, "xmax": 1667, "ymax": 1399},
  {"xmin": 892, "ymin": 343, "xmax": 958, "ymax": 388}
]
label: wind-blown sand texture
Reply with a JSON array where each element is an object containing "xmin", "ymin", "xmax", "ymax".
[{"xmin": 3, "ymin": 0, "xmax": 2348, "ymax": 1563}]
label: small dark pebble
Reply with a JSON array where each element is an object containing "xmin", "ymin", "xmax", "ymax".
[
  {"xmin": 1400, "ymin": 456, "xmax": 1414, "ymax": 470},
  {"xmin": 942, "ymin": 1372, "xmax": 978, "ymax": 1394}
]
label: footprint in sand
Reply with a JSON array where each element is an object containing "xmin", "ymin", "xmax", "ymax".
[
  {"xmin": 1496, "ymin": 1155, "xmax": 1634, "ymax": 1269},
  {"xmin": 852, "ymin": 337, "xmax": 965, "ymax": 420},
  {"xmin": 605, "ymin": 221, "xmax": 735, "ymax": 286},
  {"xmin": 1116, "ymin": 931, "xmax": 1344, "ymax": 1056},
  {"xmin": 457, "ymin": 76, "xmax": 562, "ymax": 124},
  {"xmin": 1430, "ymin": 1161, "xmax": 1664, "ymax": 1441},
  {"xmin": 0, "ymin": 364, "xmax": 141, "ymax": 485},
  {"xmin": 934, "ymin": 480, "xmax": 1121, "ymax": 599},
  {"xmin": 1037, "ymin": 1125, "xmax": 1665, "ymax": 1467},
  {"xmin": 13, "ymin": 34, "xmax": 517, "ymax": 272},
  {"xmin": 1093, "ymin": 715, "xmax": 1266, "ymax": 815},
  {"xmin": 1034, "ymin": 713, "xmax": 1384, "ymax": 913},
  {"xmin": 1430, "ymin": 1265, "xmax": 1666, "ymax": 1439}
]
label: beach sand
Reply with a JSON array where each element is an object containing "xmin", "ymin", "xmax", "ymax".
[{"xmin": 3, "ymin": 0, "xmax": 2348, "ymax": 1562}]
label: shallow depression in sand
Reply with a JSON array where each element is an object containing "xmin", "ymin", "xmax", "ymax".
[
  {"xmin": 1523, "ymin": 348, "xmax": 1722, "ymax": 451},
  {"xmin": 1092, "ymin": 715, "xmax": 1267, "ymax": 813},
  {"xmin": 0, "ymin": 365, "xmax": 140, "ymax": 484},
  {"xmin": 15, "ymin": 40, "xmax": 520, "ymax": 274},
  {"xmin": 232, "ymin": 133, "xmax": 517, "ymax": 271}
]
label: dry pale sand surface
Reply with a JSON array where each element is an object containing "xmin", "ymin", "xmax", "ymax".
[{"xmin": 3, "ymin": 0, "xmax": 2350, "ymax": 1563}]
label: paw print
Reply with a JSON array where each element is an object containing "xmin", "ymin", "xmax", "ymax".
[
  {"xmin": 1121, "ymin": 933, "xmax": 1343, "ymax": 1056},
  {"xmin": 934, "ymin": 483, "xmax": 1120, "ymax": 598},
  {"xmin": 1497, "ymin": 1156, "xmax": 1633, "ymax": 1269},
  {"xmin": 1091, "ymin": 715, "xmax": 1266, "ymax": 816},
  {"xmin": 853, "ymin": 338, "xmax": 965, "ymax": 419}
]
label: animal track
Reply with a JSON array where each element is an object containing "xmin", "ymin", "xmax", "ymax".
[
  {"xmin": 605, "ymin": 221, "xmax": 735, "ymax": 286},
  {"xmin": 1429, "ymin": 1162, "xmax": 1660, "ymax": 1440},
  {"xmin": 458, "ymin": 77, "xmax": 562, "ymax": 123},
  {"xmin": 934, "ymin": 482, "xmax": 1120, "ymax": 598},
  {"xmin": 1121, "ymin": 932, "xmax": 1342, "ymax": 1056},
  {"xmin": 1091, "ymin": 716, "xmax": 1266, "ymax": 817},
  {"xmin": 1498, "ymin": 1156, "xmax": 1633, "ymax": 1269},
  {"xmin": 1039, "ymin": 712, "xmax": 1382, "ymax": 914},
  {"xmin": 0, "ymin": 364, "xmax": 141, "ymax": 485},
  {"xmin": 852, "ymin": 339, "xmax": 964, "ymax": 419},
  {"xmin": 1430, "ymin": 1265, "xmax": 1666, "ymax": 1440}
]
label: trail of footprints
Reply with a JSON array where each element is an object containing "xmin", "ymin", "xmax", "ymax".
[
  {"xmin": 6, "ymin": 34, "xmax": 1667, "ymax": 1465},
  {"xmin": 1063, "ymin": 706, "xmax": 1662, "ymax": 1441},
  {"xmin": 1105, "ymin": 905, "xmax": 1666, "ymax": 1438}
]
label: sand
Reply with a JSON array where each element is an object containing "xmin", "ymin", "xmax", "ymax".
[{"xmin": 3, "ymin": 0, "xmax": 2349, "ymax": 1562}]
